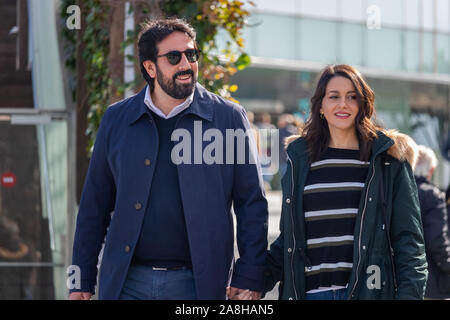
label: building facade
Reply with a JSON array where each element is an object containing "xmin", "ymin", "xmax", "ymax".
[{"xmin": 226, "ymin": 0, "xmax": 450, "ymax": 189}]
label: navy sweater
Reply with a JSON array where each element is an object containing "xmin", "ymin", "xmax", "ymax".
[{"xmin": 133, "ymin": 110, "xmax": 192, "ymax": 268}]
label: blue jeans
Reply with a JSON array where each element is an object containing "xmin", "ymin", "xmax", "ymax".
[
  {"xmin": 119, "ymin": 265, "xmax": 197, "ymax": 300},
  {"xmin": 305, "ymin": 288, "xmax": 348, "ymax": 300}
]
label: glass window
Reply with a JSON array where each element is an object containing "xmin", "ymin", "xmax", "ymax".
[
  {"xmin": 366, "ymin": 0, "xmax": 403, "ymax": 27},
  {"xmin": 241, "ymin": 25, "xmax": 256, "ymax": 56},
  {"xmin": 252, "ymin": 0, "xmax": 296, "ymax": 15},
  {"xmin": 338, "ymin": 22, "xmax": 364, "ymax": 66},
  {"xmin": 340, "ymin": 0, "xmax": 364, "ymax": 22},
  {"xmin": 423, "ymin": 31, "xmax": 434, "ymax": 72},
  {"xmin": 409, "ymin": 81, "xmax": 450, "ymax": 189},
  {"xmin": 404, "ymin": 0, "xmax": 420, "ymax": 29},
  {"xmin": 255, "ymin": 13, "xmax": 296, "ymax": 60},
  {"xmin": 367, "ymin": 27, "xmax": 402, "ymax": 70},
  {"xmin": 437, "ymin": 34, "xmax": 450, "ymax": 74},
  {"xmin": 371, "ymin": 79, "xmax": 410, "ymax": 132},
  {"xmin": 437, "ymin": 0, "xmax": 450, "ymax": 32},
  {"xmin": 297, "ymin": 18, "xmax": 337, "ymax": 63},
  {"xmin": 0, "ymin": 119, "xmax": 68, "ymax": 300},
  {"xmin": 421, "ymin": 0, "xmax": 434, "ymax": 31},
  {"xmin": 299, "ymin": 0, "xmax": 338, "ymax": 19},
  {"xmin": 405, "ymin": 30, "xmax": 420, "ymax": 72},
  {"xmin": 240, "ymin": 12, "xmax": 262, "ymax": 57}
]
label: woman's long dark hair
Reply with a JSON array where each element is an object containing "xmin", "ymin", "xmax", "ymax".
[{"xmin": 303, "ymin": 64, "xmax": 380, "ymax": 162}]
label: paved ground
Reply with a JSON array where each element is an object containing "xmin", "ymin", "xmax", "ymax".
[{"xmin": 233, "ymin": 190, "xmax": 282, "ymax": 300}]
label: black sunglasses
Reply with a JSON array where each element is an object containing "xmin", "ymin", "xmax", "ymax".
[{"xmin": 157, "ymin": 49, "xmax": 201, "ymax": 65}]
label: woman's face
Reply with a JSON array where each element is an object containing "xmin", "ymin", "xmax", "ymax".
[{"xmin": 320, "ymin": 76, "xmax": 360, "ymax": 135}]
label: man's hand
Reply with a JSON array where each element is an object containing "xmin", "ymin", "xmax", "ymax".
[
  {"xmin": 69, "ymin": 292, "xmax": 92, "ymax": 300},
  {"xmin": 226, "ymin": 286, "xmax": 262, "ymax": 300}
]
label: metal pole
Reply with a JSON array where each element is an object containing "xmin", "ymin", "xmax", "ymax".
[{"xmin": 38, "ymin": 124, "xmax": 56, "ymax": 251}]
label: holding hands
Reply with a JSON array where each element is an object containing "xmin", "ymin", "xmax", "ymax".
[{"xmin": 226, "ymin": 286, "xmax": 262, "ymax": 300}]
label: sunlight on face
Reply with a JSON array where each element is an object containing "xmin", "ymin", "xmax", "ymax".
[{"xmin": 320, "ymin": 76, "xmax": 359, "ymax": 135}]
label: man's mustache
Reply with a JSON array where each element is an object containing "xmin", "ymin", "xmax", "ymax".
[{"xmin": 173, "ymin": 70, "xmax": 194, "ymax": 81}]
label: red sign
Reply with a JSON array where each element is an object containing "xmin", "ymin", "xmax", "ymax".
[{"xmin": 1, "ymin": 172, "xmax": 16, "ymax": 188}]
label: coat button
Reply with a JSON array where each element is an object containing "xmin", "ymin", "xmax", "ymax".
[
  {"xmin": 144, "ymin": 159, "xmax": 151, "ymax": 166},
  {"xmin": 287, "ymin": 248, "xmax": 292, "ymax": 253},
  {"xmin": 362, "ymin": 245, "xmax": 366, "ymax": 250},
  {"xmin": 286, "ymin": 198, "xmax": 291, "ymax": 204},
  {"xmin": 135, "ymin": 202, "xmax": 142, "ymax": 210},
  {"xmin": 288, "ymin": 297, "xmax": 293, "ymax": 300},
  {"xmin": 369, "ymin": 197, "xmax": 372, "ymax": 202},
  {"xmin": 125, "ymin": 245, "xmax": 131, "ymax": 253}
]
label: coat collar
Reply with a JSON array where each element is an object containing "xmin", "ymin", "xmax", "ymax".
[
  {"xmin": 285, "ymin": 129, "xmax": 418, "ymax": 168},
  {"xmin": 127, "ymin": 83, "xmax": 214, "ymax": 125},
  {"xmin": 370, "ymin": 130, "xmax": 394, "ymax": 159},
  {"xmin": 285, "ymin": 131, "xmax": 394, "ymax": 163}
]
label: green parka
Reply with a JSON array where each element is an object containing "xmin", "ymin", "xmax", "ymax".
[{"xmin": 265, "ymin": 131, "xmax": 428, "ymax": 299}]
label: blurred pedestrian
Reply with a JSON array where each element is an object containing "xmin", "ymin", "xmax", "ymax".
[
  {"xmin": 246, "ymin": 111, "xmax": 260, "ymax": 152},
  {"xmin": 414, "ymin": 145, "xmax": 450, "ymax": 299},
  {"xmin": 254, "ymin": 112, "xmax": 276, "ymax": 190},
  {"xmin": 271, "ymin": 113, "xmax": 300, "ymax": 190},
  {"xmin": 0, "ymin": 215, "xmax": 31, "ymax": 299},
  {"xmin": 447, "ymin": 185, "xmax": 450, "ymax": 226},
  {"xmin": 250, "ymin": 64, "xmax": 427, "ymax": 300}
]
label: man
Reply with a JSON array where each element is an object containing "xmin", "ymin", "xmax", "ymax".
[
  {"xmin": 69, "ymin": 18, "xmax": 268, "ymax": 300},
  {"xmin": 414, "ymin": 145, "xmax": 450, "ymax": 299}
]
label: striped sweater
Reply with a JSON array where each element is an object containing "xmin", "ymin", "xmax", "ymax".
[{"xmin": 303, "ymin": 147, "xmax": 369, "ymax": 293}]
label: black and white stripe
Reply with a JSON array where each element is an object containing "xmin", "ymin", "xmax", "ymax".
[{"xmin": 303, "ymin": 148, "xmax": 369, "ymax": 293}]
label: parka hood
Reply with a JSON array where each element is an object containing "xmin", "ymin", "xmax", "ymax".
[
  {"xmin": 284, "ymin": 128, "xmax": 418, "ymax": 169},
  {"xmin": 382, "ymin": 129, "xmax": 418, "ymax": 170}
]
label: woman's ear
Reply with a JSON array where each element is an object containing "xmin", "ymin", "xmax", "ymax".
[{"xmin": 143, "ymin": 60, "xmax": 156, "ymax": 78}]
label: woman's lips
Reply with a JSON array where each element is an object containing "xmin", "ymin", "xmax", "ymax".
[{"xmin": 335, "ymin": 113, "xmax": 351, "ymax": 119}]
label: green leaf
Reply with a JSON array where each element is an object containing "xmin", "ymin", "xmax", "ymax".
[{"xmin": 235, "ymin": 53, "xmax": 251, "ymax": 70}]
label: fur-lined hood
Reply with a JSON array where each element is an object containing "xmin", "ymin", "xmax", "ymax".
[{"xmin": 284, "ymin": 129, "xmax": 418, "ymax": 169}]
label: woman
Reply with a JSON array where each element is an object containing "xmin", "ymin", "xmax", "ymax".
[{"xmin": 257, "ymin": 64, "xmax": 427, "ymax": 300}]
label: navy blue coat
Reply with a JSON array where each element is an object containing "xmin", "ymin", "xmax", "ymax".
[
  {"xmin": 415, "ymin": 176, "xmax": 450, "ymax": 299},
  {"xmin": 71, "ymin": 83, "xmax": 268, "ymax": 299}
]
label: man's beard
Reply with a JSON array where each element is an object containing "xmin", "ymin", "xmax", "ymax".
[{"xmin": 155, "ymin": 65, "xmax": 196, "ymax": 99}]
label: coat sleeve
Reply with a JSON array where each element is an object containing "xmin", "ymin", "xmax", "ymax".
[
  {"xmin": 421, "ymin": 187, "xmax": 450, "ymax": 274},
  {"xmin": 390, "ymin": 162, "xmax": 428, "ymax": 299},
  {"xmin": 70, "ymin": 108, "xmax": 116, "ymax": 294},
  {"xmin": 229, "ymin": 106, "xmax": 269, "ymax": 292}
]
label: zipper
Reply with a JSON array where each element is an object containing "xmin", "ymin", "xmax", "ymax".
[
  {"xmin": 381, "ymin": 161, "xmax": 398, "ymax": 293},
  {"xmin": 287, "ymin": 155, "xmax": 299, "ymax": 300},
  {"xmin": 347, "ymin": 159, "xmax": 376, "ymax": 299}
]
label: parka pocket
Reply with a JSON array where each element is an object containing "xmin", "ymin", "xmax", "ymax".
[{"xmin": 361, "ymin": 253, "xmax": 394, "ymax": 299}]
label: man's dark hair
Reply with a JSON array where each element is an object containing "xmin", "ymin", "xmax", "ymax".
[{"xmin": 138, "ymin": 18, "xmax": 197, "ymax": 92}]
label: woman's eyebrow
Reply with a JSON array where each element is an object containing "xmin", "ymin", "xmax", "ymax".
[{"xmin": 327, "ymin": 90, "xmax": 356, "ymax": 94}]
